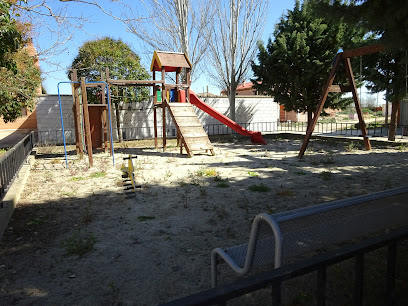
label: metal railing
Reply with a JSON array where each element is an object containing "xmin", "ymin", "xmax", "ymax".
[
  {"xmin": 161, "ymin": 226, "xmax": 408, "ymax": 306},
  {"xmin": 0, "ymin": 132, "xmax": 35, "ymax": 203},
  {"xmin": 36, "ymin": 121, "xmax": 407, "ymax": 145}
]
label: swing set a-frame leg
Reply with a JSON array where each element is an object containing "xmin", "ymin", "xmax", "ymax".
[
  {"xmin": 343, "ymin": 57, "xmax": 371, "ymax": 151},
  {"xmin": 298, "ymin": 53, "xmax": 371, "ymax": 158},
  {"xmin": 298, "ymin": 53, "xmax": 342, "ymax": 158}
]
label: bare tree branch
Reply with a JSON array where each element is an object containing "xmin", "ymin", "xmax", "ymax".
[
  {"xmin": 206, "ymin": 0, "xmax": 267, "ymax": 120},
  {"xmin": 124, "ymin": 0, "xmax": 215, "ymax": 81}
]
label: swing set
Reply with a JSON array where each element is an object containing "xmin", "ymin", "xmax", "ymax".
[{"xmin": 299, "ymin": 44, "xmax": 385, "ymax": 158}]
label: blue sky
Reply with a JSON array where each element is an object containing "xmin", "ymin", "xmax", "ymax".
[{"xmin": 35, "ymin": 0, "xmax": 296, "ymax": 95}]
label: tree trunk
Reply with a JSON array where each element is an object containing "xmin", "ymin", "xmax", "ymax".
[
  {"xmin": 388, "ymin": 99, "xmax": 400, "ymax": 141},
  {"xmin": 229, "ymin": 87, "xmax": 236, "ymax": 122},
  {"xmin": 307, "ymin": 111, "xmax": 313, "ymax": 130},
  {"xmin": 385, "ymin": 99, "xmax": 389, "ymax": 124},
  {"xmin": 114, "ymin": 102, "xmax": 122, "ymax": 142}
]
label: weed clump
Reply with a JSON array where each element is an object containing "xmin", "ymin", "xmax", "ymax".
[
  {"xmin": 61, "ymin": 228, "xmax": 96, "ymax": 256},
  {"xmin": 248, "ymin": 184, "xmax": 271, "ymax": 192}
]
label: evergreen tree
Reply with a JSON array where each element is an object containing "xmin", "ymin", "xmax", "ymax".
[
  {"xmin": 314, "ymin": 0, "xmax": 408, "ymax": 49},
  {"xmin": 362, "ymin": 50, "xmax": 407, "ymax": 140},
  {"xmin": 69, "ymin": 37, "xmax": 150, "ymax": 141},
  {"xmin": 252, "ymin": 0, "xmax": 363, "ymax": 125}
]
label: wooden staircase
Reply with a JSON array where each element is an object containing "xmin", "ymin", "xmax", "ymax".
[{"xmin": 167, "ymin": 102, "xmax": 214, "ymax": 157}]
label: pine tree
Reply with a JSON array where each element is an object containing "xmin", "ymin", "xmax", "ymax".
[
  {"xmin": 314, "ymin": 0, "xmax": 408, "ymax": 49},
  {"xmin": 362, "ymin": 50, "xmax": 407, "ymax": 140},
  {"xmin": 252, "ymin": 0, "xmax": 364, "ymax": 126}
]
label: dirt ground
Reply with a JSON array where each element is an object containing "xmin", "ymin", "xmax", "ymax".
[{"xmin": 1, "ymin": 135, "xmax": 408, "ymax": 305}]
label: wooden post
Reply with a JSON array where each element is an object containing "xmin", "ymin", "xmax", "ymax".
[
  {"xmin": 176, "ymin": 67, "xmax": 181, "ymax": 147},
  {"xmin": 343, "ymin": 57, "xmax": 371, "ymax": 150},
  {"xmin": 298, "ymin": 53, "xmax": 342, "ymax": 158},
  {"xmin": 80, "ymin": 77, "xmax": 94, "ymax": 167},
  {"xmin": 186, "ymin": 68, "xmax": 191, "ymax": 102},
  {"xmin": 100, "ymin": 71, "xmax": 108, "ymax": 154},
  {"xmin": 71, "ymin": 70, "xmax": 83, "ymax": 158},
  {"xmin": 153, "ymin": 70, "xmax": 158, "ymax": 149},
  {"xmin": 162, "ymin": 66, "xmax": 167, "ymax": 152},
  {"xmin": 105, "ymin": 68, "xmax": 113, "ymax": 156}
]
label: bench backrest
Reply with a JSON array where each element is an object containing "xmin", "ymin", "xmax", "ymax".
[{"xmin": 252, "ymin": 186, "xmax": 408, "ymax": 267}]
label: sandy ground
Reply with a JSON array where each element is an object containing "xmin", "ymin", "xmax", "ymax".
[{"xmin": 1, "ymin": 135, "xmax": 408, "ymax": 305}]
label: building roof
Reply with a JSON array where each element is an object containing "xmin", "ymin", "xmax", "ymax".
[
  {"xmin": 221, "ymin": 82, "xmax": 256, "ymax": 94},
  {"xmin": 150, "ymin": 50, "xmax": 192, "ymax": 72}
]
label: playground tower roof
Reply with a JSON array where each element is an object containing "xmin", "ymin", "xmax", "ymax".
[{"xmin": 150, "ymin": 50, "xmax": 192, "ymax": 72}]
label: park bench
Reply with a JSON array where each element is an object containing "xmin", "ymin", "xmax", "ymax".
[{"xmin": 211, "ymin": 186, "xmax": 408, "ymax": 287}]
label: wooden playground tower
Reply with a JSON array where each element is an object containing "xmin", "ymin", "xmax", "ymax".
[
  {"xmin": 70, "ymin": 70, "xmax": 112, "ymax": 167},
  {"xmin": 299, "ymin": 44, "xmax": 385, "ymax": 158},
  {"xmin": 70, "ymin": 51, "xmax": 214, "ymax": 166},
  {"xmin": 103, "ymin": 50, "xmax": 214, "ymax": 157}
]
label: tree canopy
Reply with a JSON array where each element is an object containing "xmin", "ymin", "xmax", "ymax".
[
  {"xmin": 0, "ymin": 0, "xmax": 41, "ymax": 122},
  {"xmin": 252, "ymin": 0, "xmax": 363, "ymax": 123},
  {"xmin": 69, "ymin": 37, "xmax": 150, "ymax": 103},
  {"xmin": 314, "ymin": 0, "xmax": 408, "ymax": 49}
]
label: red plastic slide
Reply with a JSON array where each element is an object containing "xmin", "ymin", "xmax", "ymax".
[{"xmin": 189, "ymin": 91, "xmax": 266, "ymax": 145}]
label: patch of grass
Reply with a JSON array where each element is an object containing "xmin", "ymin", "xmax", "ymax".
[
  {"xmin": 344, "ymin": 142, "xmax": 357, "ymax": 152},
  {"xmin": 26, "ymin": 217, "xmax": 48, "ymax": 227},
  {"xmin": 204, "ymin": 168, "xmax": 218, "ymax": 177},
  {"xmin": 62, "ymin": 191, "xmax": 76, "ymax": 196},
  {"xmin": 398, "ymin": 143, "xmax": 408, "ymax": 151},
  {"xmin": 296, "ymin": 170, "xmax": 306, "ymax": 176},
  {"xmin": 248, "ymin": 184, "xmax": 271, "ymax": 192},
  {"xmin": 90, "ymin": 171, "xmax": 106, "ymax": 178},
  {"xmin": 213, "ymin": 175, "xmax": 226, "ymax": 182},
  {"xmin": 266, "ymin": 205, "xmax": 276, "ymax": 214},
  {"xmin": 216, "ymin": 182, "xmax": 229, "ymax": 188},
  {"xmin": 319, "ymin": 171, "xmax": 332, "ymax": 180},
  {"xmin": 198, "ymin": 185, "xmax": 207, "ymax": 195},
  {"xmin": 384, "ymin": 177, "xmax": 393, "ymax": 189},
  {"xmin": 61, "ymin": 227, "xmax": 96, "ymax": 256},
  {"xmin": 70, "ymin": 176, "xmax": 85, "ymax": 181},
  {"xmin": 50, "ymin": 158, "xmax": 60, "ymax": 165},
  {"xmin": 291, "ymin": 291, "xmax": 314, "ymax": 305},
  {"xmin": 248, "ymin": 171, "xmax": 259, "ymax": 177},
  {"xmin": 165, "ymin": 170, "xmax": 172, "ymax": 178},
  {"xmin": 137, "ymin": 216, "xmax": 155, "ymax": 222},
  {"xmin": 275, "ymin": 189, "xmax": 295, "ymax": 197},
  {"xmin": 196, "ymin": 167, "xmax": 218, "ymax": 177},
  {"xmin": 321, "ymin": 155, "xmax": 335, "ymax": 165},
  {"xmin": 0, "ymin": 148, "xmax": 8, "ymax": 155},
  {"xmin": 82, "ymin": 204, "xmax": 93, "ymax": 224}
]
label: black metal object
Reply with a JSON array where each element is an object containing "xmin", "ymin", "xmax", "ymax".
[
  {"xmin": 0, "ymin": 132, "xmax": 35, "ymax": 205},
  {"xmin": 160, "ymin": 227, "xmax": 408, "ymax": 306}
]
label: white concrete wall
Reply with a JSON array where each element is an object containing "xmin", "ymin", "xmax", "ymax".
[
  {"xmin": 35, "ymin": 95, "xmax": 280, "ymax": 143},
  {"xmin": 36, "ymin": 95, "xmax": 76, "ymax": 144}
]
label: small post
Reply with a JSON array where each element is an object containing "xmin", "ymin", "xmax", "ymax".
[
  {"xmin": 317, "ymin": 266, "xmax": 327, "ymax": 306},
  {"xmin": 386, "ymin": 241, "xmax": 397, "ymax": 305},
  {"xmin": 162, "ymin": 66, "xmax": 167, "ymax": 151},
  {"xmin": 80, "ymin": 77, "xmax": 93, "ymax": 167},
  {"xmin": 153, "ymin": 71, "xmax": 158, "ymax": 149},
  {"xmin": 105, "ymin": 68, "xmax": 113, "ymax": 156},
  {"xmin": 354, "ymin": 252, "xmax": 364, "ymax": 306}
]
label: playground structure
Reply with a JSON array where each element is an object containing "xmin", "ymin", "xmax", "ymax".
[
  {"xmin": 298, "ymin": 44, "xmax": 385, "ymax": 158},
  {"xmin": 64, "ymin": 50, "xmax": 266, "ymax": 164}
]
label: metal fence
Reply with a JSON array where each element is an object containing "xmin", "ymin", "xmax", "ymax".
[
  {"xmin": 36, "ymin": 121, "xmax": 407, "ymax": 145},
  {"xmin": 0, "ymin": 132, "xmax": 35, "ymax": 203},
  {"xmin": 162, "ymin": 226, "xmax": 408, "ymax": 306}
]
